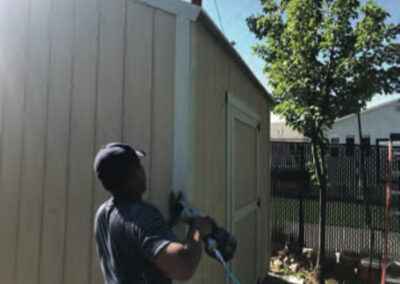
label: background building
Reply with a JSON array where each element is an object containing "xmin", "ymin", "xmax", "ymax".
[
  {"xmin": 327, "ymin": 99, "xmax": 400, "ymax": 144},
  {"xmin": 271, "ymin": 122, "xmax": 309, "ymax": 142},
  {"xmin": 271, "ymin": 98, "xmax": 400, "ymax": 145}
]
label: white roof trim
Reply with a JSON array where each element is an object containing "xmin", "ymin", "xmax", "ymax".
[
  {"xmin": 172, "ymin": 17, "xmax": 195, "ymax": 202},
  {"xmin": 133, "ymin": 0, "xmax": 201, "ymax": 20}
]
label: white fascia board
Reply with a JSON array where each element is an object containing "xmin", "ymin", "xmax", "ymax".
[
  {"xmin": 172, "ymin": 16, "xmax": 194, "ymax": 201},
  {"xmin": 133, "ymin": 0, "xmax": 201, "ymax": 20}
]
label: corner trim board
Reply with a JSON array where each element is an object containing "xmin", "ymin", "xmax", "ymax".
[{"xmin": 172, "ymin": 16, "xmax": 194, "ymax": 201}]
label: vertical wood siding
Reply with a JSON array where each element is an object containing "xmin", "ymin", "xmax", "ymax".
[
  {"xmin": 191, "ymin": 22, "xmax": 212, "ymax": 284},
  {"xmin": 63, "ymin": 0, "xmax": 98, "ymax": 283},
  {"xmin": 0, "ymin": 1, "xmax": 176, "ymax": 283},
  {"xmin": 191, "ymin": 23, "xmax": 271, "ymax": 284},
  {"xmin": 90, "ymin": 0, "xmax": 126, "ymax": 282},
  {"xmin": 0, "ymin": 0, "xmax": 30, "ymax": 283},
  {"xmin": 15, "ymin": 0, "xmax": 52, "ymax": 283},
  {"xmin": 124, "ymin": 2, "xmax": 154, "ymax": 200},
  {"xmin": 39, "ymin": 0, "xmax": 75, "ymax": 282},
  {"xmin": 149, "ymin": 10, "xmax": 176, "ymax": 216},
  {"xmin": 0, "ymin": 0, "xmax": 270, "ymax": 283}
]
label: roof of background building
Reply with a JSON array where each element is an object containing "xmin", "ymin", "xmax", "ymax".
[{"xmin": 335, "ymin": 98, "xmax": 400, "ymax": 123}]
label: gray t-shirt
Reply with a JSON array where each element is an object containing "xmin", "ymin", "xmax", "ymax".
[{"xmin": 95, "ymin": 197, "xmax": 177, "ymax": 284}]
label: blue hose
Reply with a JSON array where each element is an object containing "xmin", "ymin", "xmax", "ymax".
[{"xmin": 213, "ymin": 249, "xmax": 241, "ymax": 284}]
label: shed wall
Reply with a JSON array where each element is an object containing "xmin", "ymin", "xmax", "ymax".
[
  {"xmin": 190, "ymin": 23, "xmax": 271, "ymax": 284},
  {"xmin": 0, "ymin": 1, "xmax": 176, "ymax": 284}
]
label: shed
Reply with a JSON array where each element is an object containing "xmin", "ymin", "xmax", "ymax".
[{"xmin": 0, "ymin": 0, "xmax": 272, "ymax": 283}]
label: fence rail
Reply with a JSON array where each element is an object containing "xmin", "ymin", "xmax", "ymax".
[{"xmin": 271, "ymin": 142, "xmax": 400, "ymax": 258}]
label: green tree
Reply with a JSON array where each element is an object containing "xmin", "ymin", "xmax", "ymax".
[{"xmin": 248, "ymin": 0, "xmax": 400, "ymax": 281}]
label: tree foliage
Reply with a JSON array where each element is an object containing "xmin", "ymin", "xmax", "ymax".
[
  {"xmin": 248, "ymin": 0, "xmax": 400, "ymax": 142},
  {"xmin": 248, "ymin": 0, "xmax": 400, "ymax": 280}
]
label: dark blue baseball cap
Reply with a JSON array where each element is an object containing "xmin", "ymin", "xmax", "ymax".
[{"xmin": 94, "ymin": 143, "xmax": 145, "ymax": 191}]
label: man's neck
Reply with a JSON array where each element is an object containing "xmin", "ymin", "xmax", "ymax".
[{"xmin": 113, "ymin": 189, "xmax": 142, "ymax": 202}]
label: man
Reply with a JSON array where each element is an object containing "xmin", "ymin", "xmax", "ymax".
[{"xmin": 93, "ymin": 143, "xmax": 213, "ymax": 283}]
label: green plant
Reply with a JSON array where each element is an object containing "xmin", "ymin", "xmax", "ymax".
[{"xmin": 248, "ymin": 0, "xmax": 400, "ymax": 282}]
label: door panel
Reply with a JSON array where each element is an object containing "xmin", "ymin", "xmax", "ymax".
[
  {"xmin": 234, "ymin": 118, "xmax": 258, "ymax": 210},
  {"xmin": 232, "ymin": 211, "xmax": 258, "ymax": 284},
  {"xmin": 227, "ymin": 95, "xmax": 261, "ymax": 284}
]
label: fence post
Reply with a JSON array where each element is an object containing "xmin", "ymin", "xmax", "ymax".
[{"xmin": 298, "ymin": 144, "xmax": 305, "ymax": 247}]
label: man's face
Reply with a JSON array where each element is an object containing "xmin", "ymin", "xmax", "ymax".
[{"xmin": 127, "ymin": 163, "xmax": 147, "ymax": 195}]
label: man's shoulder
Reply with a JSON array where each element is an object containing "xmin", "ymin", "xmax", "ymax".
[
  {"xmin": 94, "ymin": 198, "xmax": 114, "ymax": 237},
  {"xmin": 95, "ymin": 198, "xmax": 113, "ymax": 218}
]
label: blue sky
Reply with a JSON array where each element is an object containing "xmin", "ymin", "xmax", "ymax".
[{"xmin": 200, "ymin": 0, "xmax": 400, "ymax": 120}]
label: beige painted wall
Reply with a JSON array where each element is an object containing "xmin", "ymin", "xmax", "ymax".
[
  {"xmin": 0, "ymin": 1, "xmax": 176, "ymax": 283},
  {"xmin": 190, "ymin": 22, "xmax": 271, "ymax": 284},
  {"xmin": 0, "ymin": 0, "xmax": 270, "ymax": 283}
]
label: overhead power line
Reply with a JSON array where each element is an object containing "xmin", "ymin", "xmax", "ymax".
[{"xmin": 213, "ymin": 0, "xmax": 225, "ymax": 34}]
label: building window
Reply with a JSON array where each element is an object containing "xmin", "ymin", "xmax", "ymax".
[{"xmin": 331, "ymin": 137, "xmax": 340, "ymax": 144}]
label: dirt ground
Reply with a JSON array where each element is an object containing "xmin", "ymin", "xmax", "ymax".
[
  {"xmin": 264, "ymin": 257, "xmax": 385, "ymax": 283},
  {"xmin": 267, "ymin": 241, "xmax": 392, "ymax": 284},
  {"xmin": 262, "ymin": 275, "xmax": 288, "ymax": 283}
]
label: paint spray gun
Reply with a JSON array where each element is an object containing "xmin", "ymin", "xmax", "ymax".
[{"xmin": 169, "ymin": 191, "xmax": 237, "ymax": 264}]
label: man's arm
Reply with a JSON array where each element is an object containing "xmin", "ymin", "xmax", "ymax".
[{"xmin": 153, "ymin": 218, "xmax": 212, "ymax": 281}]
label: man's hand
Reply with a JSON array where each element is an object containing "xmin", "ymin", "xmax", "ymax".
[
  {"xmin": 153, "ymin": 217, "xmax": 214, "ymax": 281},
  {"xmin": 191, "ymin": 216, "xmax": 214, "ymax": 238}
]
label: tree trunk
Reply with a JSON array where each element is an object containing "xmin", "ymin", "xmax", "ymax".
[{"xmin": 311, "ymin": 141, "xmax": 328, "ymax": 284}]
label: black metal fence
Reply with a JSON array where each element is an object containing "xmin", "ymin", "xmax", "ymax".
[{"xmin": 271, "ymin": 142, "xmax": 400, "ymax": 258}]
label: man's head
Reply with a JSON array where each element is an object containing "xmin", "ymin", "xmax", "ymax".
[{"xmin": 94, "ymin": 143, "xmax": 146, "ymax": 197}]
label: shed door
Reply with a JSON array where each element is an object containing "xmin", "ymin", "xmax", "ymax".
[{"xmin": 227, "ymin": 95, "xmax": 262, "ymax": 284}]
